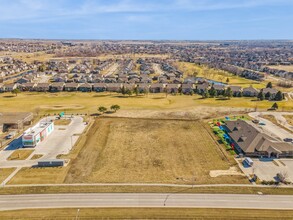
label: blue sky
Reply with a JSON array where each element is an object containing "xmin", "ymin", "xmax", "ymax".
[{"xmin": 0, "ymin": 0, "xmax": 293, "ymax": 40}]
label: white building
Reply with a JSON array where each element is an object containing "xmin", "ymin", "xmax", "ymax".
[{"xmin": 22, "ymin": 121, "xmax": 54, "ymax": 147}]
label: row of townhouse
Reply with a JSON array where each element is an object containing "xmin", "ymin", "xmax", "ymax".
[
  {"xmin": 195, "ymin": 82, "xmax": 281, "ymax": 99},
  {"xmin": 0, "ymin": 82, "xmax": 195, "ymax": 94}
]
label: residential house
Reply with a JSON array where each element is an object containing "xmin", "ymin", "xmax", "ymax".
[
  {"xmin": 243, "ymin": 86, "xmax": 259, "ymax": 97},
  {"xmin": 136, "ymin": 83, "xmax": 150, "ymax": 93},
  {"xmin": 50, "ymin": 82, "xmax": 64, "ymax": 92},
  {"xmin": 149, "ymin": 83, "xmax": 165, "ymax": 93},
  {"xmin": 3, "ymin": 83, "xmax": 17, "ymax": 92},
  {"xmin": 20, "ymin": 83, "xmax": 36, "ymax": 91},
  {"xmin": 92, "ymin": 83, "xmax": 107, "ymax": 92},
  {"xmin": 212, "ymin": 84, "xmax": 226, "ymax": 95},
  {"xmin": 196, "ymin": 83, "xmax": 210, "ymax": 94},
  {"xmin": 181, "ymin": 83, "xmax": 194, "ymax": 94},
  {"xmin": 229, "ymin": 86, "xmax": 242, "ymax": 97},
  {"xmin": 64, "ymin": 83, "xmax": 79, "ymax": 92},
  {"xmin": 79, "ymin": 83, "xmax": 92, "ymax": 92},
  {"xmin": 107, "ymin": 83, "xmax": 122, "ymax": 92},
  {"xmin": 262, "ymin": 88, "xmax": 278, "ymax": 100},
  {"xmin": 166, "ymin": 84, "xmax": 180, "ymax": 94},
  {"xmin": 35, "ymin": 83, "xmax": 50, "ymax": 92}
]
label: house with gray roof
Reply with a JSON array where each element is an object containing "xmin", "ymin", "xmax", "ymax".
[
  {"xmin": 224, "ymin": 120, "xmax": 293, "ymax": 158},
  {"xmin": 243, "ymin": 86, "xmax": 259, "ymax": 97}
]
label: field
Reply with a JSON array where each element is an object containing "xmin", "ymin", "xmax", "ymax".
[
  {"xmin": 1, "ymin": 208, "xmax": 293, "ymax": 219},
  {"xmin": 8, "ymin": 118, "xmax": 246, "ymax": 185},
  {"xmin": 176, "ymin": 62, "xmax": 292, "ymax": 92},
  {"xmin": 267, "ymin": 65, "xmax": 293, "ymax": 72},
  {"xmin": 8, "ymin": 167, "xmax": 68, "ymax": 184},
  {"xmin": 0, "ymin": 168, "xmax": 16, "ymax": 183},
  {"xmin": 176, "ymin": 62, "xmax": 267, "ymax": 89},
  {"xmin": 7, "ymin": 150, "xmax": 34, "ymax": 160},
  {"xmin": 0, "ymin": 51, "xmax": 54, "ymax": 63},
  {"xmin": 64, "ymin": 118, "xmax": 246, "ymax": 184},
  {"xmin": 284, "ymin": 115, "xmax": 293, "ymax": 126},
  {"xmin": 0, "ymin": 93, "xmax": 292, "ymax": 117}
]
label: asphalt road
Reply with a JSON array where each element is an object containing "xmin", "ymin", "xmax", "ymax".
[{"xmin": 0, "ymin": 193, "xmax": 293, "ymax": 211}]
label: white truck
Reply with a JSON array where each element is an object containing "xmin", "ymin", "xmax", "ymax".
[{"xmin": 243, "ymin": 157, "xmax": 254, "ymax": 167}]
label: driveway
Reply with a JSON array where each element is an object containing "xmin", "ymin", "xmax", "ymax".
[
  {"xmin": 240, "ymin": 158, "xmax": 293, "ymax": 182},
  {"xmin": 249, "ymin": 112, "xmax": 293, "ymax": 140}
]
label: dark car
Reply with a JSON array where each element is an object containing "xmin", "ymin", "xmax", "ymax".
[{"xmin": 283, "ymin": 138, "xmax": 293, "ymax": 142}]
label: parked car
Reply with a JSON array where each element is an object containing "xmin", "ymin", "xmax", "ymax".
[
  {"xmin": 243, "ymin": 157, "xmax": 254, "ymax": 167},
  {"xmin": 252, "ymin": 119, "xmax": 259, "ymax": 124},
  {"xmin": 6, "ymin": 132, "xmax": 16, "ymax": 139},
  {"xmin": 284, "ymin": 138, "xmax": 293, "ymax": 142}
]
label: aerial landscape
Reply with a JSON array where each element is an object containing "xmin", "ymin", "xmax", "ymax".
[{"xmin": 0, "ymin": 0, "xmax": 293, "ymax": 219}]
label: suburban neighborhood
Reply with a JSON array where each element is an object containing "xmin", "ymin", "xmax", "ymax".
[{"xmin": 0, "ymin": 5, "xmax": 293, "ymax": 217}]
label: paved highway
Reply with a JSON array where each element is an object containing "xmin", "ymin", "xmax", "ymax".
[{"xmin": 0, "ymin": 193, "xmax": 293, "ymax": 210}]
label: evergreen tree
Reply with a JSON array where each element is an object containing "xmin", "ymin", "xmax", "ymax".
[
  {"xmin": 266, "ymin": 82, "xmax": 273, "ymax": 88},
  {"xmin": 209, "ymin": 86, "xmax": 216, "ymax": 97},
  {"xmin": 257, "ymin": 90, "xmax": 265, "ymax": 101},
  {"xmin": 275, "ymin": 91, "xmax": 283, "ymax": 101},
  {"xmin": 265, "ymin": 92, "xmax": 271, "ymax": 100},
  {"xmin": 272, "ymin": 103, "xmax": 278, "ymax": 109}
]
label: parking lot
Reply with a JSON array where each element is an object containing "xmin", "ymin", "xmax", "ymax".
[
  {"xmin": 0, "ymin": 116, "xmax": 87, "ymax": 168},
  {"xmin": 240, "ymin": 158, "xmax": 293, "ymax": 182}
]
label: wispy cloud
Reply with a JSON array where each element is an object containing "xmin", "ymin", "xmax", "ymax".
[{"xmin": 0, "ymin": 0, "xmax": 292, "ymax": 22}]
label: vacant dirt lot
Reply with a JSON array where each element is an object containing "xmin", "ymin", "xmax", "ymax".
[{"xmin": 65, "ymin": 118, "xmax": 247, "ymax": 184}]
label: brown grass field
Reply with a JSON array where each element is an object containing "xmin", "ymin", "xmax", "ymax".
[
  {"xmin": 9, "ymin": 117, "xmax": 247, "ymax": 185},
  {"xmin": 0, "ymin": 168, "xmax": 16, "ymax": 183},
  {"xmin": 267, "ymin": 65, "xmax": 293, "ymax": 72},
  {"xmin": 7, "ymin": 150, "xmax": 34, "ymax": 160},
  {"xmin": 284, "ymin": 115, "xmax": 293, "ymax": 126},
  {"xmin": 0, "ymin": 51, "xmax": 54, "ymax": 63},
  {"xmin": 64, "ymin": 118, "xmax": 247, "ymax": 184},
  {"xmin": 0, "ymin": 92, "xmax": 292, "ymax": 117},
  {"xmin": 1, "ymin": 208, "xmax": 293, "ymax": 219}
]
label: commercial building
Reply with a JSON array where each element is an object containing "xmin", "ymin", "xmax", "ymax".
[
  {"xmin": 0, "ymin": 112, "xmax": 33, "ymax": 132},
  {"xmin": 22, "ymin": 121, "xmax": 54, "ymax": 147},
  {"xmin": 224, "ymin": 120, "xmax": 293, "ymax": 158}
]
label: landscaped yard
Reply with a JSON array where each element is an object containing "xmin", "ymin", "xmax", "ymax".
[
  {"xmin": 7, "ymin": 150, "xmax": 34, "ymax": 160},
  {"xmin": 8, "ymin": 167, "xmax": 68, "ymax": 184},
  {"xmin": 54, "ymin": 119, "xmax": 71, "ymax": 126}
]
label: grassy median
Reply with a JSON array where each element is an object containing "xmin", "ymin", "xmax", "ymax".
[{"xmin": 0, "ymin": 208, "xmax": 293, "ymax": 219}]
